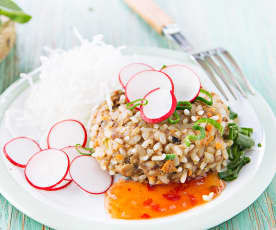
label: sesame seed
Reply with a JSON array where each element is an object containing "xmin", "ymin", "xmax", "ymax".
[
  {"xmin": 191, "ymin": 116, "xmax": 197, "ymax": 122},
  {"xmin": 197, "ymin": 110, "xmax": 204, "ymax": 115},
  {"xmin": 184, "ymin": 109, "xmax": 190, "ymax": 116}
]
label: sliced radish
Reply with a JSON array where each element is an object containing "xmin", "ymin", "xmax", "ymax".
[
  {"xmin": 140, "ymin": 88, "xmax": 177, "ymax": 123},
  {"xmin": 161, "ymin": 64, "xmax": 201, "ymax": 101},
  {"xmin": 119, "ymin": 63, "xmax": 154, "ymax": 88},
  {"xmin": 47, "ymin": 119, "xmax": 87, "ymax": 149},
  {"xmin": 44, "ymin": 179, "xmax": 72, "ymax": 191},
  {"xmin": 125, "ymin": 70, "xmax": 174, "ymax": 102},
  {"xmin": 3, "ymin": 137, "xmax": 41, "ymax": 168},
  {"xmin": 69, "ymin": 155, "xmax": 113, "ymax": 194},
  {"xmin": 24, "ymin": 149, "xmax": 70, "ymax": 190},
  {"xmin": 61, "ymin": 146, "xmax": 91, "ymax": 162}
]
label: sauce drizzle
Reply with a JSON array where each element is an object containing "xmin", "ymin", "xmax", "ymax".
[{"xmin": 105, "ymin": 173, "xmax": 225, "ymax": 219}]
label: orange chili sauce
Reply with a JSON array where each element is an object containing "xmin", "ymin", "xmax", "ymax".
[{"xmin": 105, "ymin": 173, "xmax": 225, "ymax": 219}]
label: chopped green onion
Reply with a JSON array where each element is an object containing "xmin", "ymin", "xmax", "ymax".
[
  {"xmin": 165, "ymin": 154, "xmax": 176, "ymax": 160},
  {"xmin": 75, "ymin": 144, "xmax": 94, "ymax": 156},
  {"xmin": 228, "ymin": 106, "xmax": 238, "ymax": 120},
  {"xmin": 184, "ymin": 125, "xmax": 206, "ymax": 147},
  {"xmin": 258, "ymin": 143, "xmax": 262, "ymax": 147},
  {"xmin": 195, "ymin": 89, "xmax": 213, "ymax": 106},
  {"xmin": 160, "ymin": 64, "xmax": 167, "ymax": 70},
  {"xmin": 184, "ymin": 118, "xmax": 223, "ymax": 147},
  {"xmin": 168, "ymin": 111, "xmax": 180, "ymax": 124},
  {"xmin": 176, "ymin": 101, "xmax": 192, "ymax": 111},
  {"xmin": 0, "ymin": 0, "xmax": 32, "ymax": 24},
  {"xmin": 126, "ymin": 98, "xmax": 148, "ymax": 110},
  {"xmin": 219, "ymin": 122, "xmax": 254, "ymax": 182},
  {"xmin": 236, "ymin": 133, "xmax": 255, "ymax": 150},
  {"xmin": 239, "ymin": 127, "xmax": 253, "ymax": 137},
  {"xmin": 194, "ymin": 118, "xmax": 224, "ymax": 135},
  {"xmin": 218, "ymin": 157, "xmax": 250, "ymax": 181}
]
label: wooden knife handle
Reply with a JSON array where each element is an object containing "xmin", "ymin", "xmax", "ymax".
[{"xmin": 124, "ymin": 0, "xmax": 174, "ymax": 34}]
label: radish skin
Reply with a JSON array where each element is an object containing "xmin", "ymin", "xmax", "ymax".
[
  {"xmin": 44, "ymin": 179, "xmax": 73, "ymax": 191},
  {"xmin": 24, "ymin": 149, "xmax": 70, "ymax": 190},
  {"xmin": 47, "ymin": 119, "xmax": 87, "ymax": 149},
  {"xmin": 119, "ymin": 63, "xmax": 154, "ymax": 88},
  {"xmin": 125, "ymin": 70, "xmax": 174, "ymax": 103},
  {"xmin": 140, "ymin": 88, "xmax": 177, "ymax": 124},
  {"xmin": 3, "ymin": 137, "xmax": 41, "ymax": 168},
  {"xmin": 161, "ymin": 64, "xmax": 201, "ymax": 102},
  {"xmin": 69, "ymin": 155, "xmax": 113, "ymax": 195}
]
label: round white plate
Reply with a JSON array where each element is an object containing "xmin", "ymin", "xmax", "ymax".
[{"xmin": 0, "ymin": 47, "xmax": 275, "ymax": 230}]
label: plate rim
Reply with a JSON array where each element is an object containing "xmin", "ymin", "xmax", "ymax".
[{"xmin": 0, "ymin": 46, "xmax": 275, "ymax": 230}]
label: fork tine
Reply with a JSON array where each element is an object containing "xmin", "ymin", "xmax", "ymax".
[
  {"xmin": 221, "ymin": 49, "xmax": 255, "ymax": 95},
  {"xmin": 193, "ymin": 56, "xmax": 229, "ymax": 101},
  {"xmin": 205, "ymin": 55, "xmax": 238, "ymax": 100},
  {"xmin": 214, "ymin": 53, "xmax": 247, "ymax": 98}
]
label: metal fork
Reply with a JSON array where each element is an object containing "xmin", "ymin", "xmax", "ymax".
[{"xmin": 124, "ymin": 0, "xmax": 256, "ymax": 101}]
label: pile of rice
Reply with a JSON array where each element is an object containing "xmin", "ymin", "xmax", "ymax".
[{"xmin": 89, "ymin": 90, "xmax": 233, "ymax": 185}]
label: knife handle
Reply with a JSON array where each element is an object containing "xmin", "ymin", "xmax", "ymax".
[{"xmin": 124, "ymin": 0, "xmax": 174, "ymax": 34}]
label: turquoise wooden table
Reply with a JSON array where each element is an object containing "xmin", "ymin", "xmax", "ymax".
[{"xmin": 0, "ymin": 0, "xmax": 275, "ymax": 229}]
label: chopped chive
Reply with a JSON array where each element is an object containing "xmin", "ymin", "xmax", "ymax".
[
  {"xmin": 75, "ymin": 144, "xmax": 94, "ymax": 156},
  {"xmin": 168, "ymin": 111, "xmax": 180, "ymax": 124},
  {"xmin": 160, "ymin": 64, "xmax": 167, "ymax": 70},
  {"xmin": 195, "ymin": 89, "xmax": 213, "ymax": 106},
  {"xmin": 219, "ymin": 121, "xmax": 254, "ymax": 182},
  {"xmin": 185, "ymin": 118, "xmax": 223, "ymax": 147},
  {"xmin": 165, "ymin": 154, "xmax": 176, "ymax": 160},
  {"xmin": 176, "ymin": 101, "xmax": 192, "ymax": 111},
  {"xmin": 194, "ymin": 118, "xmax": 224, "ymax": 135},
  {"xmin": 184, "ymin": 125, "xmax": 206, "ymax": 147},
  {"xmin": 126, "ymin": 98, "xmax": 148, "ymax": 110},
  {"xmin": 228, "ymin": 106, "xmax": 238, "ymax": 120}
]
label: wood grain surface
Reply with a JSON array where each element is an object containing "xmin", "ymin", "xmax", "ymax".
[{"xmin": 0, "ymin": 0, "xmax": 275, "ymax": 229}]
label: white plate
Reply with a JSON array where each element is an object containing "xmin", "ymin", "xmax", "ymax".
[{"xmin": 0, "ymin": 47, "xmax": 275, "ymax": 230}]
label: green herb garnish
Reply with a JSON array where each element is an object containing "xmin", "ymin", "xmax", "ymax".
[
  {"xmin": 0, "ymin": 0, "xmax": 31, "ymax": 24},
  {"xmin": 168, "ymin": 111, "xmax": 180, "ymax": 124},
  {"xmin": 176, "ymin": 101, "xmax": 192, "ymax": 111},
  {"xmin": 184, "ymin": 125, "xmax": 206, "ymax": 147},
  {"xmin": 126, "ymin": 98, "xmax": 148, "ymax": 110},
  {"xmin": 194, "ymin": 118, "xmax": 224, "ymax": 135},
  {"xmin": 219, "ymin": 123, "xmax": 254, "ymax": 181},
  {"xmin": 258, "ymin": 143, "xmax": 262, "ymax": 147},
  {"xmin": 160, "ymin": 64, "xmax": 167, "ymax": 70},
  {"xmin": 75, "ymin": 144, "xmax": 94, "ymax": 156},
  {"xmin": 165, "ymin": 154, "xmax": 176, "ymax": 160},
  {"xmin": 184, "ymin": 118, "xmax": 223, "ymax": 147},
  {"xmin": 228, "ymin": 106, "xmax": 238, "ymax": 120},
  {"xmin": 195, "ymin": 89, "xmax": 213, "ymax": 106}
]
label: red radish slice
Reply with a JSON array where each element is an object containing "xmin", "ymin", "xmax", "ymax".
[
  {"xmin": 47, "ymin": 119, "xmax": 87, "ymax": 149},
  {"xmin": 69, "ymin": 155, "xmax": 113, "ymax": 194},
  {"xmin": 24, "ymin": 149, "xmax": 70, "ymax": 190},
  {"xmin": 125, "ymin": 70, "xmax": 174, "ymax": 102},
  {"xmin": 3, "ymin": 137, "xmax": 41, "ymax": 168},
  {"xmin": 44, "ymin": 179, "xmax": 72, "ymax": 191},
  {"xmin": 119, "ymin": 63, "xmax": 154, "ymax": 88},
  {"xmin": 140, "ymin": 88, "xmax": 177, "ymax": 124},
  {"xmin": 161, "ymin": 64, "xmax": 201, "ymax": 101},
  {"xmin": 61, "ymin": 146, "xmax": 81, "ymax": 162},
  {"xmin": 61, "ymin": 146, "xmax": 92, "ymax": 180}
]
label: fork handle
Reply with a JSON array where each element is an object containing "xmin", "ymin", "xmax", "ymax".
[{"xmin": 124, "ymin": 0, "xmax": 174, "ymax": 34}]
